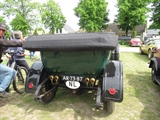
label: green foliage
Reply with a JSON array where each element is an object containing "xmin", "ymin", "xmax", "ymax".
[
  {"xmin": 0, "ymin": 16, "xmax": 5, "ymax": 23},
  {"xmin": 74, "ymin": 0, "xmax": 109, "ymax": 32},
  {"xmin": 0, "ymin": 0, "xmax": 41, "ymax": 36},
  {"xmin": 150, "ymin": 0, "xmax": 160, "ymax": 29},
  {"xmin": 148, "ymin": 22, "xmax": 158, "ymax": 29},
  {"xmin": 118, "ymin": 40, "xmax": 129, "ymax": 45},
  {"xmin": 35, "ymin": 28, "xmax": 45, "ymax": 34},
  {"xmin": 41, "ymin": 0, "xmax": 66, "ymax": 34},
  {"xmin": 10, "ymin": 14, "xmax": 31, "ymax": 36},
  {"xmin": 132, "ymin": 30, "xmax": 137, "ymax": 38},
  {"xmin": 117, "ymin": 0, "xmax": 152, "ymax": 37},
  {"xmin": 34, "ymin": 29, "xmax": 38, "ymax": 35}
]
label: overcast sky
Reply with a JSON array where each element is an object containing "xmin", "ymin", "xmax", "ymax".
[
  {"xmin": 0, "ymin": 0, "xmax": 152, "ymax": 30},
  {"xmin": 35, "ymin": 0, "xmax": 118, "ymax": 31}
]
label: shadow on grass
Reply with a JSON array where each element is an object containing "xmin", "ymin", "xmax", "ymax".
[
  {"xmin": 126, "ymin": 72, "xmax": 160, "ymax": 120},
  {"xmin": 1, "ymin": 88, "xmax": 112, "ymax": 119}
]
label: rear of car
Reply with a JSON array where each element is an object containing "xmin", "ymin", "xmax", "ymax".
[
  {"xmin": 129, "ymin": 38, "xmax": 142, "ymax": 46},
  {"xmin": 23, "ymin": 32, "xmax": 123, "ymax": 114}
]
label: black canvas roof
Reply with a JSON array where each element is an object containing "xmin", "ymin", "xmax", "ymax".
[{"xmin": 23, "ymin": 32, "xmax": 118, "ymax": 51}]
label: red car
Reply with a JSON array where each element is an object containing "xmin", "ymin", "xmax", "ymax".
[{"xmin": 129, "ymin": 38, "xmax": 142, "ymax": 46}]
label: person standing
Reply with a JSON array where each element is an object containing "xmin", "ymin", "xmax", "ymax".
[{"xmin": 0, "ymin": 22, "xmax": 23, "ymax": 98}]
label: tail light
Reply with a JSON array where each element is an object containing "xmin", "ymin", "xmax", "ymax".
[
  {"xmin": 28, "ymin": 82, "xmax": 34, "ymax": 89},
  {"xmin": 109, "ymin": 87, "xmax": 116, "ymax": 95}
]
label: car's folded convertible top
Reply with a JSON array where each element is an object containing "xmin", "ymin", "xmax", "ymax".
[{"xmin": 23, "ymin": 32, "xmax": 118, "ymax": 51}]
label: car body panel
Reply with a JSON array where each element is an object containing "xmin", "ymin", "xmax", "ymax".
[
  {"xmin": 140, "ymin": 39, "xmax": 160, "ymax": 56},
  {"xmin": 129, "ymin": 38, "xmax": 142, "ymax": 46}
]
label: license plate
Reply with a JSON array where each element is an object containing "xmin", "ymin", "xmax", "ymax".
[
  {"xmin": 66, "ymin": 81, "xmax": 80, "ymax": 89},
  {"xmin": 62, "ymin": 75, "xmax": 83, "ymax": 82}
]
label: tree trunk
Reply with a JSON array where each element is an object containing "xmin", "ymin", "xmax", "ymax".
[
  {"xmin": 132, "ymin": 27, "xmax": 136, "ymax": 38},
  {"xmin": 125, "ymin": 28, "xmax": 128, "ymax": 36}
]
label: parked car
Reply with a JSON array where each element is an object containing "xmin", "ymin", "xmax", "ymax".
[
  {"xmin": 140, "ymin": 39, "xmax": 160, "ymax": 59},
  {"xmin": 149, "ymin": 56, "xmax": 160, "ymax": 86},
  {"xmin": 143, "ymin": 38, "xmax": 156, "ymax": 44},
  {"xmin": 144, "ymin": 36, "xmax": 152, "ymax": 41},
  {"xmin": 148, "ymin": 39, "xmax": 160, "ymax": 87},
  {"xmin": 23, "ymin": 32, "xmax": 123, "ymax": 114},
  {"xmin": 129, "ymin": 38, "xmax": 142, "ymax": 46}
]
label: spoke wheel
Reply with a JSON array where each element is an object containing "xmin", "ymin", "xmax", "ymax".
[
  {"xmin": 34, "ymin": 78, "xmax": 58, "ymax": 103},
  {"xmin": 13, "ymin": 67, "xmax": 28, "ymax": 94}
]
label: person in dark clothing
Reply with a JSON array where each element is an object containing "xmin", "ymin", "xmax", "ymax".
[
  {"xmin": 0, "ymin": 22, "xmax": 23, "ymax": 98},
  {"xmin": 6, "ymin": 31, "xmax": 29, "ymax": 70}
]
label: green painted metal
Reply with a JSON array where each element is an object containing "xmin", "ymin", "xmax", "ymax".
[{"xmin": 41, "ymin": 51, "xmax": 111, "ymax": 76}]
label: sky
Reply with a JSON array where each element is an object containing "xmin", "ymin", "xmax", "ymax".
[
  {"xmin": 1, "ymin": 0, "xmax": 151, "ymax": 31},
  {"xmin": 34, "ymin": 0, "xmax": 118, "ymax": 31}
]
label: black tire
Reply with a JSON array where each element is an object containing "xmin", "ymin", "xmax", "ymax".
[
  {"xmin": 34, "ymin": 78, "xmax": 58, "ymax": 103},
  {"xmin": 151, "ymin": 64, "xmax": 158, "ymax": 85},
  {"xmin": 148, "ymin": 49, "xmax": 153, "ymax": 59},
  {"xmin": 13, "ymin": 66, "xmax": 28, "ymax": 94},
  {"xmin": 103, "ymin": 101, "xmax": 115, "ymax": 114}
]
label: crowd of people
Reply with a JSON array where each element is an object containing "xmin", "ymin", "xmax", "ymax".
[{"xmin": 0, "ymin": 22, "xmax": 30, "ymax": 98}]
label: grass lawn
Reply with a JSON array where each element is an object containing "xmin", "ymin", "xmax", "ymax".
[{"xmin": 0, "ymin": 52, "xmax": 160, "ymax": 120}]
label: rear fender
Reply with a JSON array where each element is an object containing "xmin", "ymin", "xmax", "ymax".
[
  {"xmin": 149, "ymin": 57, "xmax": 160, "ymax": 70},
  {"xmin": 25, "ymin": 60, "xmax": 43, "ymax": 93},
  {"xmin": 102, "ymin": 61, "xmax": 123, "ymax": 102}
]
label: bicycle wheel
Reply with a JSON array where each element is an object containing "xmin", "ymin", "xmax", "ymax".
[{"xmin": 13, "ymin": 66, "xmax": 28, "ymax": 94}]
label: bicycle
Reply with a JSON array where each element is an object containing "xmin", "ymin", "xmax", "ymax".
[{"xmin": 5, "ymin": 50, "xmax": 28, "ymax": 94}]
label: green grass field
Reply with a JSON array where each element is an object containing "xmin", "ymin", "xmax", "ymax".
[{"xmin": 0, "ymin": 52, "xmax": 160, "ymax": 120}]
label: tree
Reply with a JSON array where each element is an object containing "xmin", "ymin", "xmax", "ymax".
[
  {"xmin": 33, "ymin": 28, "xmax": 45, "ymax": 35},
  {"xmin": 10, "ymin": 14, "xmax": 31, "ymax": 36},
  {"xmin": 41, "ymin": 0, "xmax": 66, "ymax": 34},
  {"xmin": 150, "ymin": 0, "xmax": 160, "ymax": 29},
  {"xmin": 148, "ymin": 22, "xmax": 158, "ymax": 29},
  {"xmin": 0, "ymin": 0, "xmax": 41, "ymax": 36},
  {"xmin": 116, "ymin": 0, "xmax": 132, "ymax": 36},
  {"xmin": 34, "ymin": 29, "xmax": 38, "ymax": 35},
  {"xmin": 116, "ymin": 0, "xmax": 152, "ymax": 37},
  {"xmin": 74, "ymin": 0, "xmax": 109, "ymax": 32}
]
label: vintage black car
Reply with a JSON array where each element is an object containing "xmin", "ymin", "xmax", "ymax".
[
  {"xmin": 23, "ymin": 32, "xmax": 123, "ymax": 114},
  {"xmin": 149, "ymin": 57, "xmax": 160, "ymax": 86}
]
